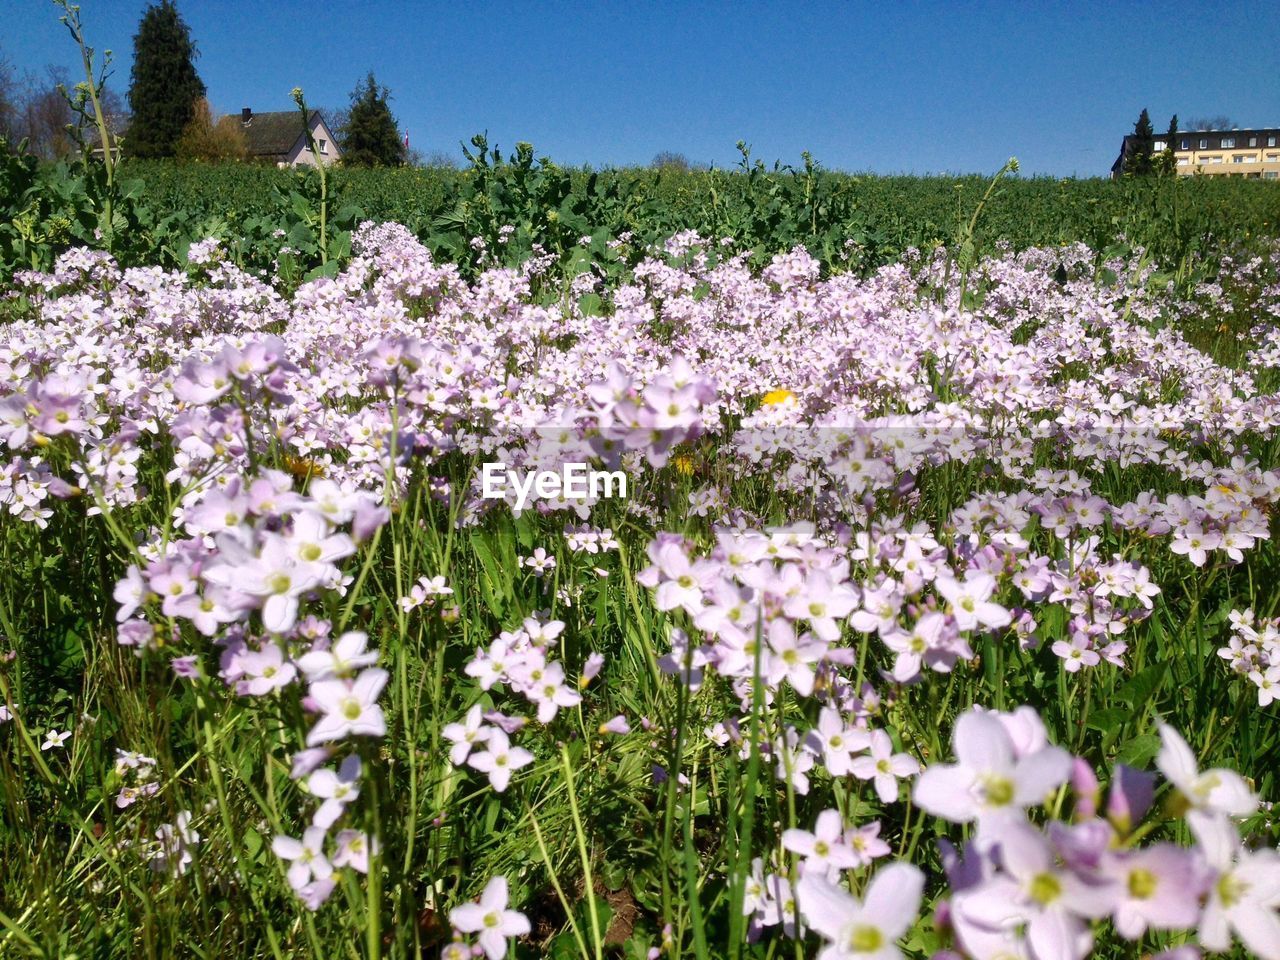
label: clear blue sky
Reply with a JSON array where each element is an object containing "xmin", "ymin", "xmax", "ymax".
[{"xmin": 6, "ymin": 0, "xmax": 1280, "ymax": 177}]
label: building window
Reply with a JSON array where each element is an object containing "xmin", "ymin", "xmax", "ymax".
[
  {"xmin": 1180, "ymin": 137, "xmax": 1190, "ymax": 150},
  {"xmin": 1265, "ymin": 171, "xmax": 1278, "ymax": 179},
  {"xmin": 1270, "ymin": 137, "xmax": 1278, "ymax": 147},
  {"xmin": 1177, "ymin": 157, "xmax": 1189, "ymax": 165},
  {"xmin": 1154, "ymin": 140, "xmax": 1166, "ymax": 152},
  {"xmin": 1222, "ymin": 137, "xmax": 1236, "ymax": 148},
  {"xmin": 1199, "ymin": 138, "xmax": 1209, "ymax": 149},
  {"xmin": 1232, "ymin": 155, "xmax": 1246, "ymax": 163},
  {"xmin": 1204, "ymin": 156, "xmax": 1222, "ymax": 164},
  {"xmin": 1249, "ymin": 137, "xmax": 1258, "ymax": 147},
  {"xmin": 318, "ymin": 139, "xmax": 328, "ymax": 154}
]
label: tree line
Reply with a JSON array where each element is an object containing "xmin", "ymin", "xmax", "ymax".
[{"xmin": 1, "ymin": 0, "xmax": 409, "ymax": 166}]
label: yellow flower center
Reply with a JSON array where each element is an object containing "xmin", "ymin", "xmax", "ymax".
[
  {"xmin": 1128, "ymin": 868, "xmax": 1158, "ymax": 899},
  {"xmin": 1029, "ymin": 872, "xmax": 1061, "ymax": 905},
  {"xmin": 847, "ymin": 925, "xmax": 884, "ymax": 952},
  {"xmin": 981, "ymin": 775, "xmax": 1015, "ymax": 807}
]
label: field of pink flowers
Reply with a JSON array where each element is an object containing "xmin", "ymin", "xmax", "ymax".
[{"xmin": 1, "ymin": 222, "xmax": 1279, "ymax": 959}]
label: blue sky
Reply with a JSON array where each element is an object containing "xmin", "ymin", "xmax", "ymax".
[{"xmin": 6, "ymin": 0, "xmax": 1280, "ymax": 177}]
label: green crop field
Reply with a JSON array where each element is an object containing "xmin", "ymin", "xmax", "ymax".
[{"xmin": 5, "ymin": 142, "xmax": 1280, "ymax": 290}]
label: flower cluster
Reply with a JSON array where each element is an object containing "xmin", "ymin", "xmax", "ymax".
[
  {"xmin": 1219, "ymin": 609, "xmax": 1280, "ymax": 706},
  {"xmin": 916, "ymin": 710, "xmax": 1277, "ymax": 960}
]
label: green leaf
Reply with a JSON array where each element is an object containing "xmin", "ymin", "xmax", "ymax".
[
  {"xmin": 304, "ymin": 261, "xmax": 339, "ymax": 281},
  {"xmin": 1116, "ymin": 663, "xmax": 1168, "ymax": 709},
  {"xmin": 1085, "ymin": 707, "xmax": 1130, "ymax": 735},
  {"xmin": 244, "ymin": 828, "xmax": 263, "ymax": 860},
  {"xmin": 546, "ymin": 932, "xmax": 579, "ymax": 960},
  {"xmin": 287, "ymin": 220, "xmax": 313, "ymax": 249},
  {"xmin": 1114, "ymin": 734, "xmax": 1162, "ymax": 768},
  {"xmin": 289, "ymin": 191, "xmax": 312, "ymax": 221}
]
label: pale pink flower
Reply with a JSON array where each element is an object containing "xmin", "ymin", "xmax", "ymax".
[
  {"xmin": 442, "ymin": 704, "xmax": 492, "ymax": 766},
  {"xmin": 781, "ymin": 809, "xmax": 861, "ymax": 874},
  {"xmin": 295, "ymin": 631, "xmax": 378, "ymax": 681},
  {"xmin": 850, "ymin": 730, "xmax": 920, "ymax": 803},
  {"xmin": 1192, "ymin": 813, "xmax": 1280, "ymax": 959},
  {"xmin": 306, "ymin": 755, "xmax": 362, "ymax": 830},
  {"xmin": 1156, "ymin": 724, "xmax": 1257, "ymax": 821},
  {"xmin": 272, "ymin": 826, "xmax": 333, "ymax": 893},
  {"xmin": 449, "ymin": 876, "xmax": 530, "ymax": 960},
  {"xmin": 1099, "ymin": 843, "xmax": 1204, "ymax": 940},
  {"xmin": 913, "ymin": 708, "xmax": 1071, "ymax": 843},
  {"xmin": 796, "ymin": 862, "xmax": 924, "ymax": 960},
  {"xmin": 936, "ymin": 572, "xmax": 1012, "ymax": 632},
  {"xmin": 305, "ymin": 668, "xmax": 389, "ymax": 746},
  {"xmin": 466, "ymin": 729, "xmax": 533, "ymax": 793}
]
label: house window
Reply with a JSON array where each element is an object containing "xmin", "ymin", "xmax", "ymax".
[
  {"xmin": 1177, "ymin": 157, "xmax": 1189, "ymax": 165},
  {"xmin": 1199, "ymin": 138, "xmax": 1209, "ymax": 149},
  {"xmin": 318, "ymin": 139, "xmax": 328, "ymax": 154},
  {"xmin": 1270, "ymin": 137, "xmax": 1278, "ymax": 147},
  {"xmin": 1222, "ymin": 137, "xmax": 1235, "ymax": 148},
  {"xmin": 1154, "ymin": 140, "xmax": 1166, "ymax": 152},
  {"xmin": 1265, "ymin": 171, "xmax": 1278, "ymax": 179},
  {"xmin": 1249, "ymin": 137, "xmax": 1258, "ymax": 147},
  {"xmin": 1204, "ymin": 156, "xmax": 1222, "ymax": 164},
  {"xmin": 1232, "ymin": 155, "xmax": 1246, "ymax": 163},
  {"xmin": 1180, "ymin": 137, "xmax": 1190, "ymax": 150}
]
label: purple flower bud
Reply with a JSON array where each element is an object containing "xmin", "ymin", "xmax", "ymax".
[
  {"xmin": 117, "ymin": 619, "xmax": 153, "ymax": 649},
  {"xmin": 581, "ymin": 651, "xmax": 605, "ymax": 683},
  {"xmin": 290, "ymin": 747, "xmax": 333, "ymax": 780},
  {"xmin": 1107, "ymin": 764, "xmax": 1156, "ymax": 834},
  {"xmin": 170, "ymin": 655, "xmax": 202, "ymax": 680},
  {"xmin": 482, "ymin": 711, "xmax": 527, "ymax": 735},
  {"xmin": 932, "ymin": 900, "xmax": 954, "ymax": 933},
  {"xmin": 1072, "ymin": 757, "xmax": 1100, "ymax": 818},
  {"xmin": 1048, "ymin": 818, "xmax": 1114, "ymax": 872},
  {"xmin": 47, "ymin": 476, "xmax": 81, "ymax": 498},
  {"xmin": 352, "ymin": 499, "xmax": 390, "ymax": 543}
]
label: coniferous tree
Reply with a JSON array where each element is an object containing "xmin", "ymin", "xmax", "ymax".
[
  {"xmin": 340, "ymin": 73, "xmax": 405, "ymax": 166},
  {"xmin": 125, "ymin": 0, "xmax": 204, "ymax": 158},
  {"xmin": 1157, "ymin": 114, "xmax": 1179, "ymax": 177},
  {"xmin": 1128, "ymin": 108, "xmax": 1155, "ymax": 176}
]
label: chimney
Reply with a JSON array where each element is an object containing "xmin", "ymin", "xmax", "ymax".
[{"xmin": 241, "ymin": 107, "xmax": 252, "ymax": 124}]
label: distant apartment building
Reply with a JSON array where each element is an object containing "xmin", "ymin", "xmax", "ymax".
[{"xmin": 1111, "ymin": 127, "xmax": 1280, "ymax": 179}]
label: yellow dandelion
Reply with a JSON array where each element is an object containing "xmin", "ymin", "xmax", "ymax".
[
  {"xmin": 283, "ymin": 454, "xmax": 325, "ymax": 480},
  {"xmin": 761, "ymin": 389, "xmax": 795, "ymax": 406},
  {"xmin": 672, "ymin": 454, "xmax": 696, "ymax": 476}
]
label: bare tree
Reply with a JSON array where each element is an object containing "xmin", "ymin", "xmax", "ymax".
[
  {"xmin": 0, "ymin": 51, "xmax": 22, "ymax": 145},
  {"xmin": 22, "ymin": 66, "xmax": 77, "ymax": 160},
  {"xmin": 1185, "ymin": 115, "xmax": 1235, "ymax": 131},
  {"xmin": 0, "ymin": 50, "xmax": 128, "ymax": 160},
  {"xmin": 652, "ymin": 150, "xmax": 691, "ymax": 171},
  {"xmin": 421, "ymin": 149, "xmax": 458, "ymax": 169},
  {"xmin": 320, "ymin": 105, "xmax": 350, "ymax": 145}
]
